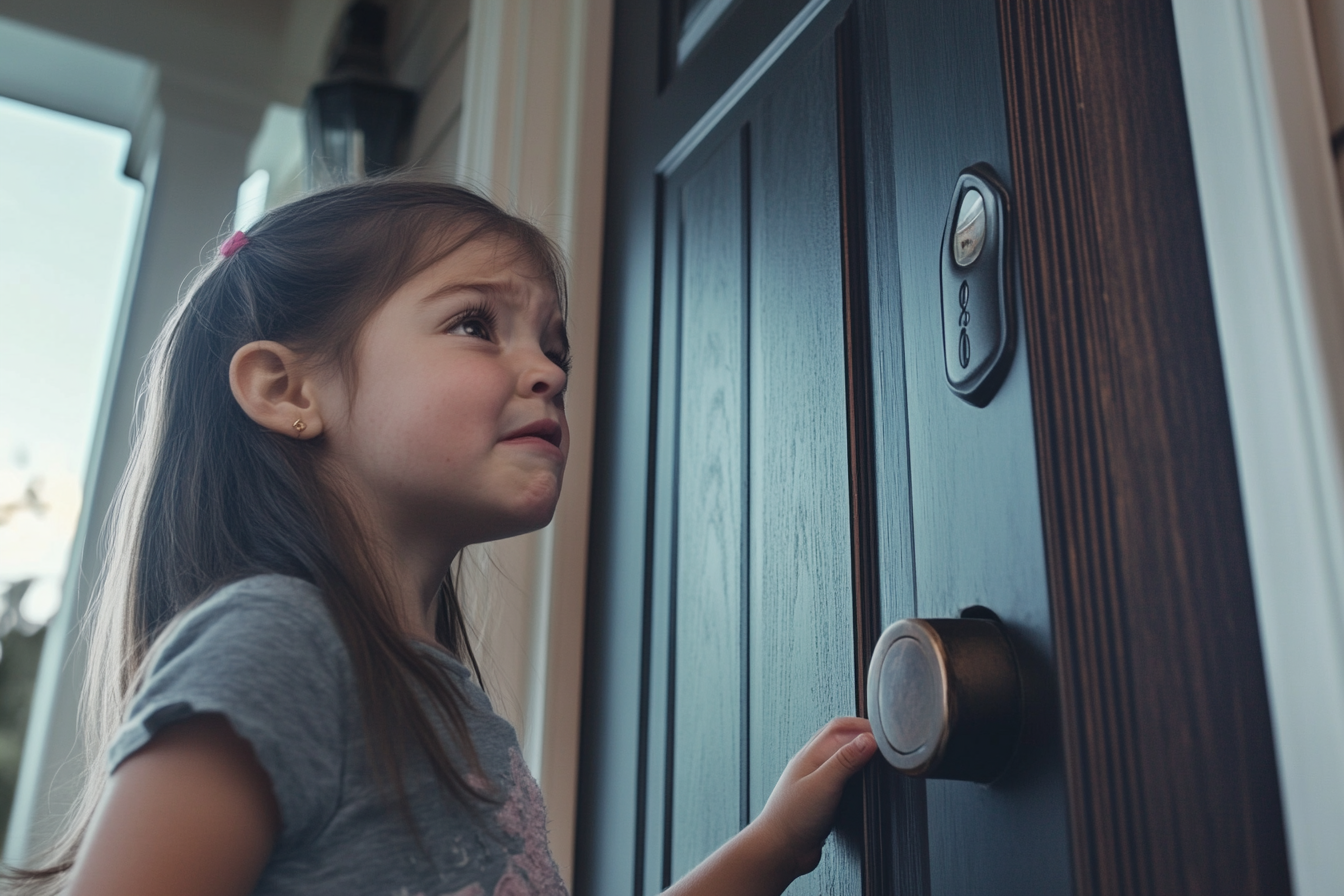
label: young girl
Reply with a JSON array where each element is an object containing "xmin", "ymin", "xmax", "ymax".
[{"xmin": 11, "ymin": 180, "xmax": 876, "ymax": 896}]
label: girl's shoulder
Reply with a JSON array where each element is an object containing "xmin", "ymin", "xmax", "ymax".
[
  {"xmin": 160, "ymin": 573, "xmax": 342, "ymax": 662},
  {"xmin": 187, "ymin": 572, "xmax": 330, "ymax": 625},
  {"xmin": 132, "ymin": 574, "xmax": 356, "ymax": 722},
  {"xmin": 133, "ymin": 571, "xmax": 349, "ymax": 697},
  {"xmin": 129, "ymin": 573, "xmax": 355, "ymax": 748},
  {"xmin": 112, "ymin": 574, "xmax": 355, "ymax": 845}
]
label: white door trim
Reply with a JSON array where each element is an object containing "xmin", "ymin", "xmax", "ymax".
[{"xmin": 1170, "ymin": 1, "xmax": 1344, "ymax": 892}]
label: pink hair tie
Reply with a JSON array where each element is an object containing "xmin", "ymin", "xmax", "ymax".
[{"xmin": 219, "ymin": 230, "xmax": 250, "ymax": 258}]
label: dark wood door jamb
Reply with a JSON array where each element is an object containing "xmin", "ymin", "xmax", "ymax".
[{"xmin": 996, "ymin": 1, "xmax": 1293, "ymax": 893}]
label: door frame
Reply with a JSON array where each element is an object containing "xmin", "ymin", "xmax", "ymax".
[{"xmin": 994, "ymin": 0, "xmax": 1292, "ymax": 892}]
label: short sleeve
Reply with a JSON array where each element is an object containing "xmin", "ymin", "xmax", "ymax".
[{"xmin": 108, "ymin": 574, "xmax": 349, "ymax": 847}]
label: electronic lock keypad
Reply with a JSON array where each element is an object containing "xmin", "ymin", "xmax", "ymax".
[{"xmin": 940, "ymin": 165, "xmax": 1015, "ymax": 407}]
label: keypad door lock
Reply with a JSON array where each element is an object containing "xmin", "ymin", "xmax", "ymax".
[{"xmin": 940, "ymin": 165, "xmax": 1015, "ymax": 407}]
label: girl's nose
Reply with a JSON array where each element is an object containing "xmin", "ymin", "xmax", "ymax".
[{"xmin": 521, "ymin": 351, "xmax": 567, "ymax": 400}]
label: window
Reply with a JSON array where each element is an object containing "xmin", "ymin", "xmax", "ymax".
[{"xmin": 0, "ymin": 94, "xmax": 142, "ymax": 843}]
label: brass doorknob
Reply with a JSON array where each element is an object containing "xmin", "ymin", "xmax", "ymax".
[{"xmin": 866, "ymin": 616, "xmax": 1024, "ymax": 782}]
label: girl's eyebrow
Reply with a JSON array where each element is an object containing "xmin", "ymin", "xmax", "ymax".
[{"xmin": 415, "ymin": 280, "xmax": 509, "ymax": 306}]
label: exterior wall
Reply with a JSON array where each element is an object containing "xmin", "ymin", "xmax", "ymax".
[{"xmin": 393, "ymin": 0, "xmax": 470, "ymax": 178}]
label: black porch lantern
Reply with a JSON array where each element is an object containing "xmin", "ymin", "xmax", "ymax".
[{"xmin": 305, "ymin": 0, "xmax": 417, "ymax": 186}]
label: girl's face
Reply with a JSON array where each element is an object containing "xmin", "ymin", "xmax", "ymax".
[{"xmin": 318, "ymin": 235, "xmax": 570, "ymax": 552}]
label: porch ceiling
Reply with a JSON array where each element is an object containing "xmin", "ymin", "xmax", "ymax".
[{"xmin": 0, "ymin": 0, "xmax": 346, "ymax": 111}]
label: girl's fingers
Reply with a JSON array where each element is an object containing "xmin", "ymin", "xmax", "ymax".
[
  {"xmin": 783, "ymin": 718, "xmax": 875, "ymax": 787},
  {"xmin": 812, "ymin": 732, "xmax": 877, "ymax": 784},
  {"xmin": 795, "ymin": 718, "xmax": 872, "ymax": 769}
]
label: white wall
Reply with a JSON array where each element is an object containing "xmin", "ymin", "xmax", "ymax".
[{"xmin": 394, "ymin": 0, "xmax": 471, "ymax": 177}]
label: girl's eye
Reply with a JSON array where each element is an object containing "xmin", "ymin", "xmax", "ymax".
[
  {"xmin": 547, "ymin": 351, "xmax": 573, "ymax": 377},
  {"xmin": 448, "ymin": 306, "xmax": 497, "ymax": 340}
]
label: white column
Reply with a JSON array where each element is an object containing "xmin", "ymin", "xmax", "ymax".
[{"xmin": 4, "ymin": 77, "xmax": 261, "ymax": 865}]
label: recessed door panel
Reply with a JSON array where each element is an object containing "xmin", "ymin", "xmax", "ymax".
[{"xmin": 669, "ymin": 131, "xmax": 748, "ymax": 882}]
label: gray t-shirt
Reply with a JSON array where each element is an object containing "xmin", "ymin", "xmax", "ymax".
[{"xmin": 109, "ymin": 574, "xmax": 568, "ymax": 896}]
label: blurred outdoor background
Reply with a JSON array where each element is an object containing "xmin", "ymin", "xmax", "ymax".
[{"xmin": 0, "ymin": 94, "xmax": 142, "ymax": 839}]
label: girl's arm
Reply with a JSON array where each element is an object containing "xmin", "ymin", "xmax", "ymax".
[
  {"xmin": 66, "ymin": 714, "xmax": 280, "ymax": 896},
  {"xmin": 63, "ymin": 713, "xmax": 867, "ymax": 896},
  {"xmin": 664, "ymin": 717, "xmax": 877, "ymax": 896}
]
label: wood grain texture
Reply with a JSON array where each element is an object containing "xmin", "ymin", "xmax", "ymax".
[
  {"xmin": 995, "ymin": 1, "xmax": 1294, "ymax": 893},
  {"xmin": 583, "ymin": 11, "xmax": 837, "ymax": 885},
  {"xmin": 747, "ymin": 35, "xmax": 861, "ymax": 896},
  {"xmin": 670, "ymin": 132, "xmax": 748, "ymax": 881}
]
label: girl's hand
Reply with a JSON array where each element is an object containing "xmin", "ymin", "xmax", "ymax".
[
  {"xmin": 749, "ymin": 717, "xmax": 877, "ymax": 879},
  {"xmin": 663, "ymin": 717, "xmax": 876, "ymax": 896}
]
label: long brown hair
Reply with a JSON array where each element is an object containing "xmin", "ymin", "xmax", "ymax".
[{"xmin": 10, "ymin": 180, "xmax": 568, "ymax": 890}]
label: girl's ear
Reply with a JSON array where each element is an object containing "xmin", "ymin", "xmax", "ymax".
[{"xmin": 229, "ymin": 341, "xmax": 328, "ymax": 439}]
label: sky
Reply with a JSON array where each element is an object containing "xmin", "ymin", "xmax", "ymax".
[{"xmin": 0, "ymin": 94, "xmax": 142, "ymax": 626}]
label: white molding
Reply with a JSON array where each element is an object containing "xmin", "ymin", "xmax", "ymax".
[
  {"xmin": 457, "ymin": 0, "xmax": 613, "ymax": 886},
  {"xmin": 1170, "ymin": 0, "xmax": 1344, "ymax": 892}
]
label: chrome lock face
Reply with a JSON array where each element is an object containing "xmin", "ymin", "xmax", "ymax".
[
  {"xmin": 952, "ymin": 188, "xmax": 987, "ymax": 267},
  {"xmin": 940, "ymin": 165, "xmax": 1015, "ymax": 407}
]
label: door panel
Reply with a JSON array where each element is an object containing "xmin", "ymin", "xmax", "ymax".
[
  {"xmin": 584, "ymin": 0, "xmax": 1075, "ymax": 892},
  {"xmin": 745, "ymin": 32, "xmax": 855, "ymax": 890},
  {"xmin": 668, "ymin": 132, "xmax": 746, "ymax": 882},
  {"xmin": 648, "ymin": 23, "xmax": 861, "ymax": 893}
]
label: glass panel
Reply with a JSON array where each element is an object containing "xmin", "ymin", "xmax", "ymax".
[{"xmin": 0, "ymin": 95, "xmax": 143, "ymax": 844}]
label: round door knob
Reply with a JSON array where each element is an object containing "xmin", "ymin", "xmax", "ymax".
[{"xmin": 866, "ymin": 616, "xmax": 1024, "ymax": 782}]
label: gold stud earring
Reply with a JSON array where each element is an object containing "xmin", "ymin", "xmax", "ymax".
[{"xmin": 292, "ymin": 419, "xmax": 307, "ymax": 433}]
